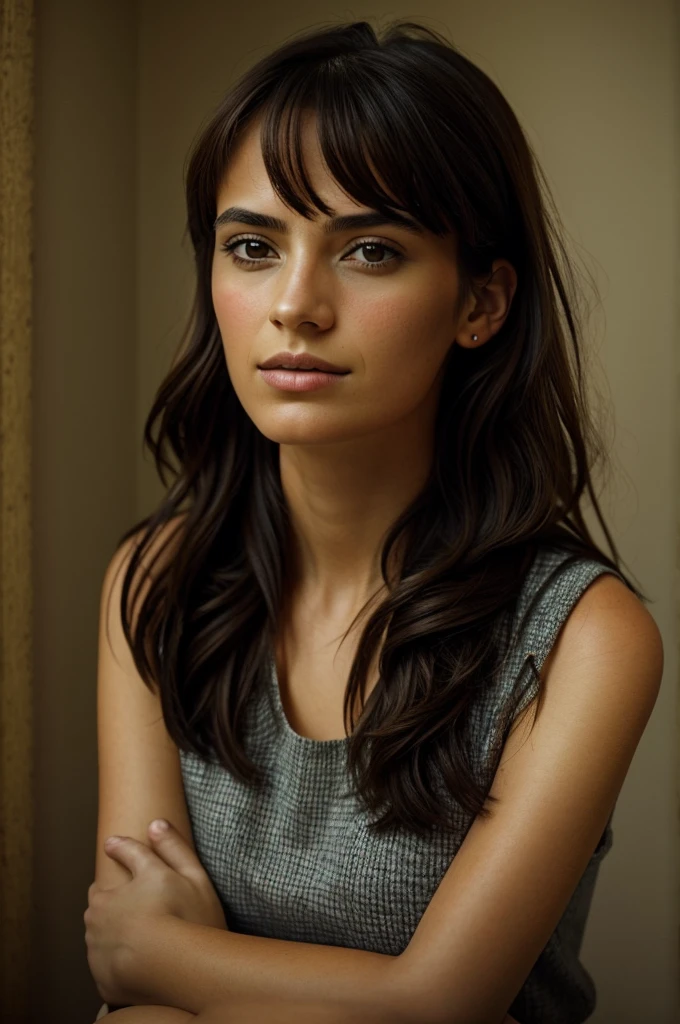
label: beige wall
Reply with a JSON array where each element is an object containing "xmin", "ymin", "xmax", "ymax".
[
  {"xmin": 33, "ymin": 0, "xmax": 679, "ymax": 1021},
  {"xmin": 32, "ymin": 0, "xmax": 137, "ymax": 1019}
]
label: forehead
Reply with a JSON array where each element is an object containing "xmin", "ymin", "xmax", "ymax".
[
  {"xmin": 216, "ymin": 112, "xmax": 351, "ymax": 209},
  {"xmin": 211, "ymin": 111, "xmax": 458, "ymax": 262}
]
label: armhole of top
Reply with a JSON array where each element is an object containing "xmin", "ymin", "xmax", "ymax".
[
  {"xmin": 525, "ymin": 563, "xmax": 628, "ymax": 675},
  {"xmin": 510, "ymin": 560, "xmax": 629, "ymax": 729}
]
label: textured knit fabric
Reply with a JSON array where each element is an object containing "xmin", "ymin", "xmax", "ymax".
[{"xmin": 179, "ymin": 545, "xmax": 627, "ymax": 1024}]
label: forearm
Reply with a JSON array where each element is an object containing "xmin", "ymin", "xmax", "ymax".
[
  {"xmin": 128, "ymin": 917, "xmax": 408, "ymax": 1020},
  {"xmin": 96, "ymin": 1003, "xmax": 521, "ymax": 1024}
]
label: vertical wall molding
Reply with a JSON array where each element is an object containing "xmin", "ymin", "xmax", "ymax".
[{"xmin": 0, "ymin": 0, "xmax": 34, "ymax": 1019}]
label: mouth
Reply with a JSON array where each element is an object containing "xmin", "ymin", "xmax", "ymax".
[
  {"xmin": 257, "ymin": 365, "xmax": 350, "ymax": 392},
  {"xmin": 257, "ymin": 352, "xmax": 351, "ymax": 373},
  {"xmin": 262, "ymin": 367, "xmax": 348, "ymax": 374}
]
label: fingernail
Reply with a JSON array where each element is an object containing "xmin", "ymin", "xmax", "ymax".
[
  {"xmin": 150, "ymin": 818, "xmax": 169, "ymax": 834},
  {"xmin": 105, "ymin": 836, "xmax": 122, "ymax": 846}
]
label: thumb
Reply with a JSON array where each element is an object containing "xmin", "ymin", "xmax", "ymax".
[{"xmin": 147, "ymin": 819, "xmax": 203, "ymax": 879}]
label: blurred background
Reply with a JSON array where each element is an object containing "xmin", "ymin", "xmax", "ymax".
[{"xmin": 1, "ymin": 0, "xmax": 676, "ymax": 1021}]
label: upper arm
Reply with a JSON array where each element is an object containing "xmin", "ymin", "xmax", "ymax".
[
  {"xmin": 394, "ymin": 574, "xmax": 663, "ymax": 1024},
  {"xmin": 94, "ymin": 514, "xmax": 196, "ymax": 889}
]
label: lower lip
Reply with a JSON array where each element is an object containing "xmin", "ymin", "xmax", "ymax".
[{"xmin": 258, "ymin": 368, "xmax": 349, "ymax": 391}]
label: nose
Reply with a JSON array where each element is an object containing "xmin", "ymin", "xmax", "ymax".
[{"xmin": 268, "ymin": 258, "xmax": 335, "ymax": 332}]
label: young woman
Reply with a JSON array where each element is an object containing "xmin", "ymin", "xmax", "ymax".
[{"xmin": 84, "ymin": 19, "xmax": 663, "ymax": 1024}]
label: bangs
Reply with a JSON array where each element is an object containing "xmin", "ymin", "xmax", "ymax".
[
  {"xmin": 187, "ymin": 25, "xmax": 517, "ymax": 281},
  {"xmin": 251, "ymin": 52, "xmax": 462, "ymax": 239}
]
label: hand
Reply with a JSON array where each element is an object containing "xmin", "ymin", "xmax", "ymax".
[{"xmin": 84, "ymin": 818, "xmax": 228, "ymax": 1006}]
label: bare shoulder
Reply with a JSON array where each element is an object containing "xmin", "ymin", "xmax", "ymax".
[
  {"xmin": 104, "ymin": 514, "xmax": 188, "ymax": 659},
  {"xmin": 107, "ymin": 513, "xmax": 188, "ymax": 606},
  {"xmin": 95, "ymin": 512, "xmax": 195, "ymax": 889},
  {"xmin": 542, "ymin": 570, "xmax": 663, "ymax": 701},
  {"xmin": 562, "ymin": 569, "xmax": 660, "ymax": 635}
]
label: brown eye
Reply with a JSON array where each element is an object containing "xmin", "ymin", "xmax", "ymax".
[
  {"xmin": 220, "ymin": 235, "xmax": 403, "ymax": 272},
  {"xmin": 221, "ymin": 237, "xmax": 274, "ymax": 265},
  {"xmin": 346, "ymin": 241, "xmax": 401, "ymax": 268}
]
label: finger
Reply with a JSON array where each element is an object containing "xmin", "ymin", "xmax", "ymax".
[
  {"xmin": 103, "ymin": 834, "xmax": 165, "ymax": 877},
  {"xmin": 147, "ymin": 819, "xmax": 203, "ymax": 879}
]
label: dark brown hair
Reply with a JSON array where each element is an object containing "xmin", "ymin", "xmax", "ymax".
[{"xmin": 111, "ymin": 19, "xmax": 647, "ymax": 839}]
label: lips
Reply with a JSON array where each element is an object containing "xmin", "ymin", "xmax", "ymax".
[
  {"xmin": 257, "ymin": 351, "xmax": 350, "ymax": 373},
  {"xmin": 273, "ymin": 367, "xmax": 343, "ymax": 373}
]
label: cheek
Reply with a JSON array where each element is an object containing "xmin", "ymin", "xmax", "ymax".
[
  {"xmin": 212, "ymin": 276, "xmax": 266, "ymax": 386},
  {"xmin": 212, "ymin": 278, "xmax": 261, "ymax": 340},
  {"xmin": 353, "ymin": 290, "xmax": 453, "ymax": 379}
]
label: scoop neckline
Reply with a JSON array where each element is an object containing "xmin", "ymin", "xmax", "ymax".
[
  {"xmin": 265, "ymin": 546, "xmax": 586, "ymax": 750},
  {"xmin": 268, "ymin": 650, "xmax": 350, "ymax": 747}
]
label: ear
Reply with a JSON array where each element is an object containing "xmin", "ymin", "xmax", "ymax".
[{"xmin": 456, "ymin": 259, "xmax": 517, "ymax": 349}]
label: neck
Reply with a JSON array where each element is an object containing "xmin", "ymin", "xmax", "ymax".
[{"xmin": 276, "ymin": 410, "xmax": 436, "ymax": 621}]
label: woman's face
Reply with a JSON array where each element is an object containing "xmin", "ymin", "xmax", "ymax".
[{"xmin": 211, "ymin": 113, "xmax": 466, "ymax": 448}]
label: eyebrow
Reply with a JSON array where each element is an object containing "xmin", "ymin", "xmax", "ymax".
[{"xmin": 212, "ymin": 205, "xmax": 424, "ymax": 236}]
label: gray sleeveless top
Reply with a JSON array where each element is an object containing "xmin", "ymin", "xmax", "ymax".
[{"xmin": 179, "ymin": 546, "xmax": 627, "ymax": 1024}]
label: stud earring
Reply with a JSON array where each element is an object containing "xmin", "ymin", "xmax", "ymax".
[{"xmin": 472, "ymin": 334, "xmax": 478, "ymax": 341}]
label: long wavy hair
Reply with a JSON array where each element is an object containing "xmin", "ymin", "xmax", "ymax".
[{"xmin": 111, "ymin": 18, "xmax": 647, "ymax": 839}]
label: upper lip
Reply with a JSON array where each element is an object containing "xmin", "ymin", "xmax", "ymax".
[{"xmin": 257, "ymin": 351, "xmax": 350, "ymax": 373}]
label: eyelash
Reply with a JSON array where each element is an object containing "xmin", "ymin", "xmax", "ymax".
[{"xmin": 219, "ymin": 235, "xmax": 403, "ymax": 272}]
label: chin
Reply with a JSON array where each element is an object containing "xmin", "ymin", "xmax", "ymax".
[{"xmin": 251, "ymin": 413, "xmax": 366, "ymax": 448}]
